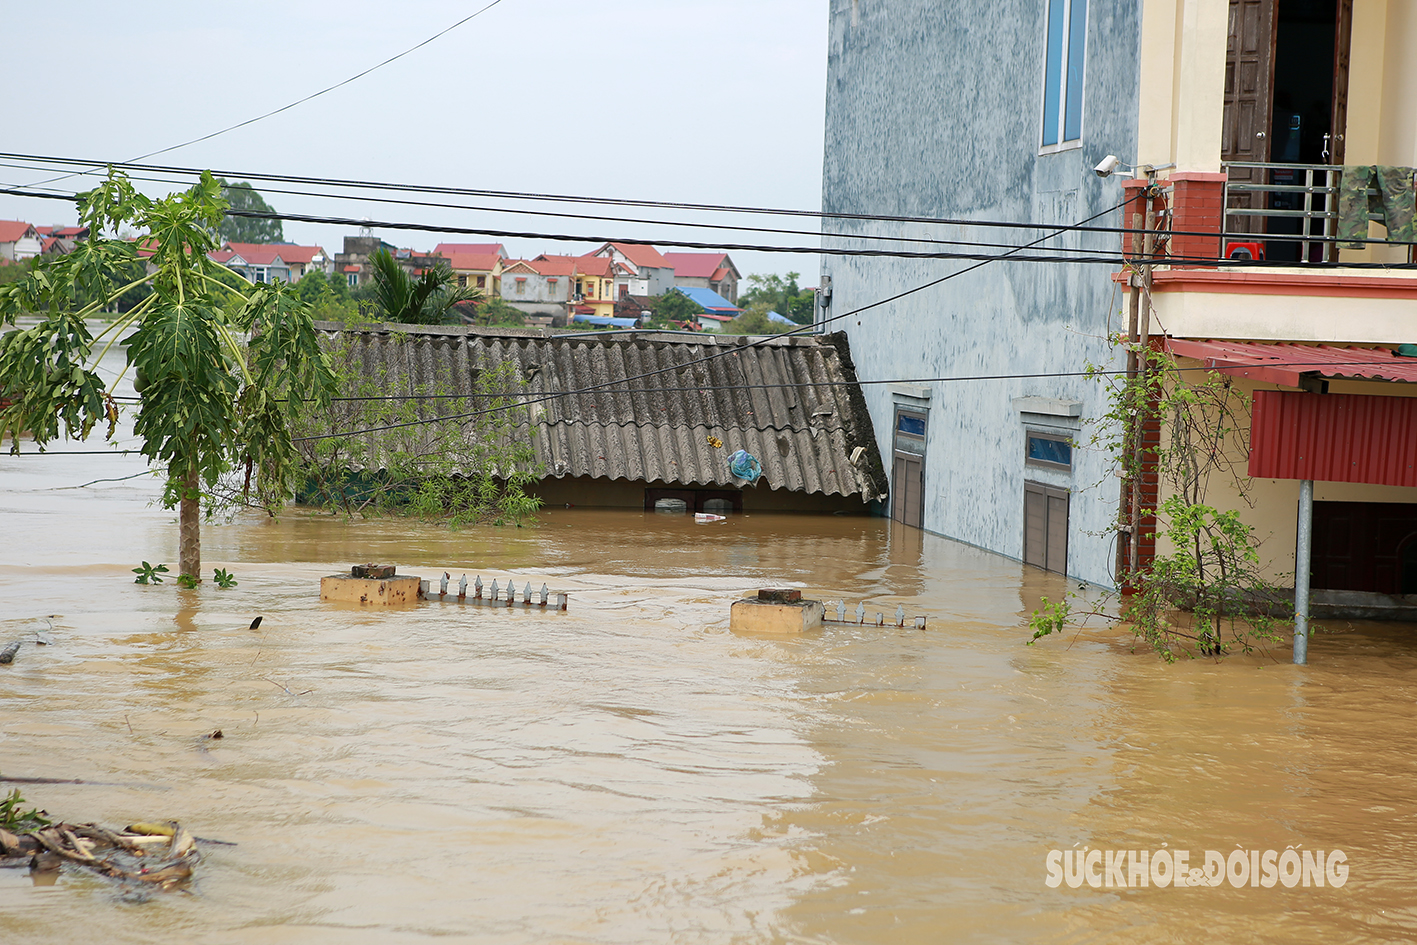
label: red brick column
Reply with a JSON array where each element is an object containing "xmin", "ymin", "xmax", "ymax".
[
  {"xmin": 1120, "ymin": 179, "xmax": 1160, "ymax": 259},
  {"xmin": 1115, "ymin": 346, "xmax": 1164, "ymax": 588},
  {"xmin": 1167, "ymin": 171, "xmax": 1227, "ymax": 266}
]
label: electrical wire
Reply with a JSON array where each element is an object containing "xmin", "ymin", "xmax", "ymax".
[
  {"xmin": 7, "ymin": 151, "xmax": 1416, "ymax": 252},
  {"xmin": 290, "ymin": 194, "xmax": 1145, "ymax": 442},
  {"xmin": 14, "ymin": 149, "xmax": 1387, "ymax": 246},
  {"xmin": 6, "ymin": 175, "xmax": 1413, "ymax": 268},
  {"xmin": 294, "ymin": 357, "xmax": 1417, "ymax": 403},
  {"xmin": 19, "ymin": 2, "xmax": 508, "ymax": 189},
  {"xmin": 0, "ymin": 158, "xmax": 1118, "ymax": 257}
]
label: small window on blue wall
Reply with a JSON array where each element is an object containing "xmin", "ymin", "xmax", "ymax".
[
  {"xmin": 1041, "ymin": 0, "xmax": 1087, "ymax": 148},
  {"xmin": 1027, "ymin": 434, "xmax": 1072, "ymax": 468},
  {"xmin": 897, "ymin": 413, "xmax": 926, "ymax": 437}
]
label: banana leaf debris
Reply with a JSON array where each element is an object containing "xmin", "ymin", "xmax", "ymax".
[{"xmin": 0, "ymin": 819, "xmax": 205, "ymax": 890}]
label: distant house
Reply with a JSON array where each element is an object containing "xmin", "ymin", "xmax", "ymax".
[
  {"xmin": 535, "ymin": 254, "xmax": 617, "ymax": 319},
  {"xmin": 0, "ymin": 221, "xmax": 43, "ymax": 261},
  {"xmin": 592, "ymin": 242, "xmax": 676, "ymax": 298},
  {"xmin": 613, "ymin": 294, "xmax": 654, "ymax": 322},
  {"xmin": 663, "ymin": 252, "xmax": 740, "ymax": 303},
  {"xmin": 672, "ymin": 286, "xmax": 741, "ymax": 332},
  {"xmin": 441, "ymin": 252, "xmax": 504, "ymax": 298},
  {"xmin": 433, "ymin": 242, "xmax": 507, "ymax": 259},
  {"xmin": 500, "ymin": 258, "xmax": 575, "ymax": 321},
  {"xmin": 331, "ymin": 235, "xmax": 442, "ymax": 288},
  {"xmin": 311, "ymin": 322, "xmax": 888, "ymax": 513},
  {"xmin": 211, "ymin": 242, "xmax": 330, "ymax": 283},
  {"xmin": 35, "ymin": 225, "xmax": 89, "ymax": 256}
]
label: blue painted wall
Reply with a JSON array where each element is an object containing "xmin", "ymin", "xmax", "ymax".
[{"xmin": 820, "ymin": 0, "xmax": 1141, "ymax": 586}]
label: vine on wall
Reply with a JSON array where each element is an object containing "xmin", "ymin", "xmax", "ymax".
[{"xmin": 1029, "ymin": 341, "xmax": 1293, "ymax": 661}]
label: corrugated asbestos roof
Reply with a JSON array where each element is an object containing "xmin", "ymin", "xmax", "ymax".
[{"xmin": 312, "ymin": 323, "xmax": 888, "ymax": 500}]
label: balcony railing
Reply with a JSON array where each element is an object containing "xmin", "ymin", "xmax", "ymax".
[
  {"xmin": 1221, "ymin": 162, "xmax": 1412, "ymax": 264},
  {"xmin": 1222, "ymin": 162, "xmax": 1340, "ymax": 263}
]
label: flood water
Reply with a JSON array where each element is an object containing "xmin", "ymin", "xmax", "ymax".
[{"xmin": 3, "ymin": 359, "xmax": 1417, "ymax": 943}]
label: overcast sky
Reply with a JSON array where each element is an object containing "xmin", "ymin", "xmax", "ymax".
[{"xmin": 2, "ymin": 0, "xmax": 829, "ymax": 281}]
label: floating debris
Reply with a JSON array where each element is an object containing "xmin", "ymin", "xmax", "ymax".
[{"xmin": 0, "ymin": 818, "xmax": 205, "ymax": 892}]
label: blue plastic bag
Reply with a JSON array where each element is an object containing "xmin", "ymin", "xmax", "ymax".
[{"xmin": 729, "ymin": 449, "xmax": 762, "ymax": 483}]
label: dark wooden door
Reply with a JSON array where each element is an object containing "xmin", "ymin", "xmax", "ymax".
[
  {"xmin": 1223, "ymin": 0, "xmax": 1278, "ymax": 235},
  {"xmin": 1024, "ymin": 482, "xmax": 1069, "ymax": 575},
  {"xmin": 892, "ymin": 453, "xmax": 923, "ymax": 528},
  {"xmin": 1311, "ymin": 501, "xmax": 1417, "ymax": 594},
  {"xmin": 1329, "ymin": 0, "xmax": 1352, "ymax": 166}
]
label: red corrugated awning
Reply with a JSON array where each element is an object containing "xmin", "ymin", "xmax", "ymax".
[
  {"xmin": 1250, "ymin": 390, "xmax": 1417, "ymax": 486},
  {"xmin": 1165, "ymin": 339, "xmax": 1417, "ymax": 388}
]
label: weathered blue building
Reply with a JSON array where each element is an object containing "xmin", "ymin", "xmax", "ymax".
[{"xmin": 819, "ymin": 0, "xmax": 1141, "ymax": 586}]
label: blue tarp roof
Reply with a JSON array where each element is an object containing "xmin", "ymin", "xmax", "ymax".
[
  {"xmin": 766, "ymin": 310, "xmax": 794, "ymax": 324},
  {"xmin": 673, "ymin": 286, "xmax": 741, "ymax": 315},
  {"xmin": 571, "ymin": 314, "xmax": 639, "ymax": 328}
]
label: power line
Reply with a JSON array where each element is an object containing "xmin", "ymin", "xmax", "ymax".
[
  {"xmin": 298, "ymin": 357, "xmax": 1417, "ymax": 403},
  {"xmin": 19, "ymin": 2, "xmax": 508, "ymax": 189},
  {"xmin": 0, "ymin": 150, "xmax": 1304, "ymax": 245},
  {"xmin": 0, "ymin": 158, "xmax": 1115, "ymax": 257},
  {"xmin": 292, "ymin": 195, "xmax": 1143, "ymax": 442},
  {"xmin": 5, "ymin": 175, "xmax": 1413, "ymax": 266},
  {"xmin": 0, "ymin": 183, "xmax": 1136, "ymax": 264}
]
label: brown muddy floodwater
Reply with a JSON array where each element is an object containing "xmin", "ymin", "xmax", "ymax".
[{"xmin": 2, "ymin": 368, "xmax": 1417, "ymax": 943}]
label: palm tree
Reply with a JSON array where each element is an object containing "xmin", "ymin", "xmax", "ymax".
[{"xmin": 368, "ymin": 248, "xmax": 482, "ymax": 325}]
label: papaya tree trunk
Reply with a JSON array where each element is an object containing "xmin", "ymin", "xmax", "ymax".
[{"xmin": 177, "ymin": 464, "xmax": 201, "ymax": 582}]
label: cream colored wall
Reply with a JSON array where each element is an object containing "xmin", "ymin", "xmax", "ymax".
[
  {"xmin": 1338, "ymin": 0, "xmax": 1413, "ymax": 264},
  {"xmin": 1141, "ymin": 1, "xmax": 1417, "ymax": 179},
  {"xmin": 1152, "ymin": 278, "xmax": 1417, "ymax": 343},
  {"xmin": 1154, "ymin": 371, "xmax": 1417, "ymax": 584},
  {"xmin": 1138, "ymin": 0, "xmax": 1228, "ymax": 172}
]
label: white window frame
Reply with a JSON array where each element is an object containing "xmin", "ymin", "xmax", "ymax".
[{"xmin": 1039, "ymin": 0, "xmax": 1087, "ymax": 154}]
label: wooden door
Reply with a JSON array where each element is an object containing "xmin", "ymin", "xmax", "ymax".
[
  {"xmin": 1223, "ymin": 0, "xmax": 1278, "ymax": 235},
  {"xmin": 892, "ymin": 453, "xmax": 923, "ymax": 528},
  {"xmin": 1329, "ymin": 0, "xmax": 1352, "ymax": 166},
  {"xmin": 1024, "ymin": 484, "xmax": 1047, "ymax": 569},
  {"xmin": 1311, "ymin": 501, "xmax": 1417, "ymax": 594},
  {"xmin": 1024, "ymin": 482, "xmax": 1069, "ymax": 574},
  {"xmin": 1046, "ymin": 490, "xmax": 1069, "ymax": 574}
]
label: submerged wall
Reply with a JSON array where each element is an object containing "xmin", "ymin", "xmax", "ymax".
[{"xmin": 820, "ymin": 0, "xmax": 1141, "ymax": 586}]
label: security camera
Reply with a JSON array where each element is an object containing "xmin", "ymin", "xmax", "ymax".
[{"xmin": 1094, "ymin": 155, "xmax": 1121, "ymax": 178}]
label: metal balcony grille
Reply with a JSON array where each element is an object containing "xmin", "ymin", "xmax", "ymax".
[{"xmin": 1221, "ymin": 162, "xmax": 1411, "ymax": 263}]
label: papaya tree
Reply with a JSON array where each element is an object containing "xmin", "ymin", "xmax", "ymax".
[{"xmin": 0, "ymin": 169, "xmax": 336, "ymax": 584}]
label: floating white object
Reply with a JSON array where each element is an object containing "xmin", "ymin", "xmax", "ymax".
[{"xmin": 695, "ymin": 512, "xmax": 726, "ymax": 523}]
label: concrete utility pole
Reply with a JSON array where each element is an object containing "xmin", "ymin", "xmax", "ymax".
[{"xmin": 1294, "ymin": 479, "xmax": 1314, "ymax": 665}]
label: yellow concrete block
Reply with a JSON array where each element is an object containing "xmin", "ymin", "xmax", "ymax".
[
  {"xmin": 320, "ymin": 574, "xmax": 423, "ymax": 606},
  {"xmin": 729, "ymin": 597, "xmax": 824, "ymax": 634}
]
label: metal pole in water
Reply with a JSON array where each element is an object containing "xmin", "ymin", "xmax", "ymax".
[{"xmin": 1294, "ymin": 479, "xmax": 1314, "ymax": 665}]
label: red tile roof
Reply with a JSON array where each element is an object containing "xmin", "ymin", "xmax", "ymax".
[
  {"xmin": 434, "ymin": 242, "xmax": 506, "ymax": 258},
  {"xmin": 442, "ymin": 253, "xmax": 502, "ymax": 273},
  {"xmin": 537, "ymin": 254, "xmax": 614, "ymax": 278},
  {"xmin": 571, "ymin": 255, "xmax": 614, "ymax": 278},
  {"xmin": 0, "ymin": 220, "xmax": 38, "ymax": 243},
  {"xmin": 220, "ymin": 242, "xmax": 326, "ymax": 266},
  {"xmin": 597, "ymin": 242, "xmax": 669, "ymax": 269},
  {"xmin": 662, "ymin": 252, "xmax": 728, "ymax": 279},
  {"xmin": 525, "ymin": 257, "xmax": 580, "ymax": 277}
]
